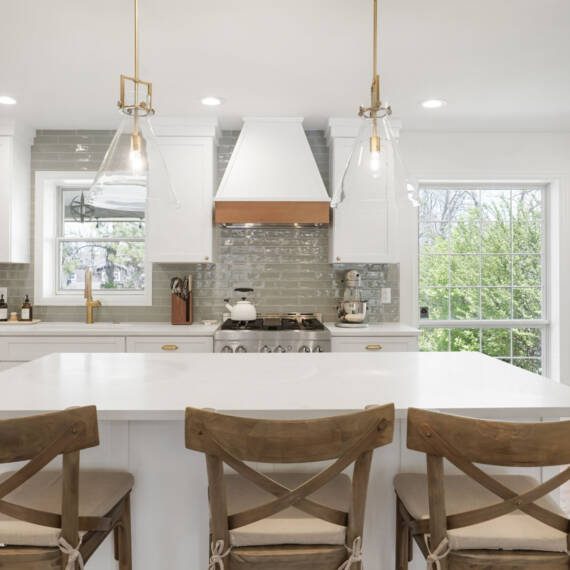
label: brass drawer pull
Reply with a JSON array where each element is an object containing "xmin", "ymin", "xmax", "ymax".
[
  {"xmin": 161, "ymin": 344, "xmax": 179, "ymax": 351},
  {"xmin": 365, "ymin": 344, "xmax": 383, "ymax": 351}
]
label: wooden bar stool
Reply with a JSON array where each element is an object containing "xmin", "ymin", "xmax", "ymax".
[
  {"xmin": 185, "ymin": 404, "xmax": 395, "ymax": 570},
  {"xmin": 394, "ymin": 408, "xmax": 570, "ymax": 570},
  {"xmin": 0, "ymin": 406, "xmax": 133, "ymax": 569}
]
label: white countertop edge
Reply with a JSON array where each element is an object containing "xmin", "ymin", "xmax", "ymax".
[
  {"xmin": 0, "ymin": 321, "xmax": 420, "ymax": 337},
  {"xmin": 0, "ymin": 406, "xmax": 565, "ymax": 421},
  {"xmin": 325, "ymin": 322, "xmax": 420, "ymax": 336},
  {"xmin": 0, "ymin": 322, "xmax": 220, "ymax": 337}
]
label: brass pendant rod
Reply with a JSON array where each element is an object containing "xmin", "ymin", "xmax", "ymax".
[
  {"xmin": 373, "ymin": 0, "xmax": 378, "ymax": 79},
  {"xmin": 371, "ymin": 0, "xmax": 380, "ymax": 113},
  {"xmin": 134, "ymin": 0, "xmax": 139, "ymax": 82},
  {"xmin": 133, "ymin": 0, "xmax": 139, "ymax": 133}
]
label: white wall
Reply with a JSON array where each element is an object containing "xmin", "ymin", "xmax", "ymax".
[{"xmin": 399, "ymin": 131, "xmax": 570, "ymax": 383}]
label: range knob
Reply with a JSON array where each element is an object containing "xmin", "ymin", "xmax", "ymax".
[
  {"xmin": 298, "ymin": 346, "xmax": 311, "ymax": 353},
  {"xmin": 313, "ymin": 346, "xmax": 324, "ymax": 353},
  {"xmin": 274, "ymin": 345, "xmax": 286, "ymax": 353},
  {"xmin": 260, "ymin": 345, "xmax": 272, "ymax": 353},
  {"xmin": 235, "ymin": 345, "xmax": 247, "ymax": 353},
  {"xmin": 221, "ymin": 346, "xmax": 233, "ymax": 353}
]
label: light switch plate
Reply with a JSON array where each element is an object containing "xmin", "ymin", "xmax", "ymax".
[
  {"xmin": 381, "ymin": 287, "xmax": 391, "ymax": 304},
  {"xmin": 0, "ymin": 287, "xmax": 7, "ymax": 301}
]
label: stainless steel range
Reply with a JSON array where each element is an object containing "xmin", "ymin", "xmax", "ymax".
[{"xmin": 214, "ymin": 313, "xmax": 331, "ymax": 353}]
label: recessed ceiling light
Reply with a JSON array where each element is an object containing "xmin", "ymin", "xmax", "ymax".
[
  {"xmin": 0, "ymin": 96, "xmax": 17, "ymax": 105},
  {"xmin": 421, "ymin": 99, "xmax": 447, "ymax": 109},
  {"xmin": 201, "ymin": 96, "xmax": 223, "ymax": 107}
]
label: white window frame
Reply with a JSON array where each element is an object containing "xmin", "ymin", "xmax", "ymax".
[
  {"xmin": 417, "ymin": 180, "xmax": 550, "ymax": 376},
  {"xmin": 34, "ymin": 171, "xmax": 152, "ymax": 306}
]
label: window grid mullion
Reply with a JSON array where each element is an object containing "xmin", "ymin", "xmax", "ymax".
[{"xmin": 419, "ymin": 183, "xmax": 546, "ymax": 374}]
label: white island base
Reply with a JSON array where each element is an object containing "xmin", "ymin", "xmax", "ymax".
[{"xmin": 1, "ymin": 352, "xmax": 570, "ymax": 570}]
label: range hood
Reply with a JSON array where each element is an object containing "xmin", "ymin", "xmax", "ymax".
[{"xmin": 214, "ymin": 117, "xmax": 330, "ymax": 226}]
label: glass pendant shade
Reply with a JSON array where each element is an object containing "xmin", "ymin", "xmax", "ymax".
[
  {"xmin": 331, "ymin": 115, "xmax": 419, "ymax": 208},
  {"xmin": 87, "ymin": 113, "xmax": 179, "ymax": 214}
]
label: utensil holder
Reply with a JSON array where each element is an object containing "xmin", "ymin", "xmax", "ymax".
[{"xmin": 171, "ymin": 293, "xmax": 193, "ymax": 325}]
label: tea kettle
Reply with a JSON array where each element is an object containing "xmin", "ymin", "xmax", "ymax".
[{"xmin": 224, "ymin": 288, "xmax": 257, "ymax": 321}]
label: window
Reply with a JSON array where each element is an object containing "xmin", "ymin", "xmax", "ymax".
[
  {"xmin": 35, "ymin": 172, "xmax": 152, "ymax": 306},
  {"xmin": 58, "ymin": 188, "xmax": 145, "ymax": 293},
  {"xmin": 418, "ymin": 183, "xmax": 547, "ymax": 374}
]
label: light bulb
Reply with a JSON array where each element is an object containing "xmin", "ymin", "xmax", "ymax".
[
  {"xmin": 369, "ymin": 149, "xmax": 382, "ymax": 177},
  {"xmin": 129, "ymin": 148, "xmax": 145, "ymax": 174},
  {"xmin": 129, "ymin": 132, "xmax": 147, "ymax": 175}
]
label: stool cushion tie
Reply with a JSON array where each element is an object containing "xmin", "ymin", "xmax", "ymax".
[
  {"xmin": 425, "ymin": 535, "xmax": 450, "ymax": 570},
  {"xmin": 338, "ymin": 536, "xmax": 363, "ymax": 570},
  {"xmin": 209, "ymin": 539, "xmax": 231, "ymax": 570},
  {"xmin": 58, "ymin": 535, "xmax": 84, "ymax": 570}
]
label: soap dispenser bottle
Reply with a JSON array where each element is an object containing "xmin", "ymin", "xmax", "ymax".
[
  {"xmin": 20, "ymin": 295, "xmax": 33, "ymax": 321},
  {"xmin": 0, "ymin": 295, "xmax": 7, "ymax": 322}
]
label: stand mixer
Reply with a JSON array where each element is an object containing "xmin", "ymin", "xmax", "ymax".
[{"xmin": 337, "ymin": 269, "xmax": 368, "ymax": 327}]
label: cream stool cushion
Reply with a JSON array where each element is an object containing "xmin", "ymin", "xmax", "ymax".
[
  {"xmin": 394, "ymin": 473, "xmax": 568, "ymax": 552},
  {"xmin": 225, "ymin": 472, "xmax": 351, "ymax": 547},
  {"xmin": 0, "ymin": 470, "xmax": 134, "ymax": 548}
]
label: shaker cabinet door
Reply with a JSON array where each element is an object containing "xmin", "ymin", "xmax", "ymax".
[
  {"xmin": 331, "ymin": 336, "xmax": 418, "ymax": 353},
  {"xmin": 147, "ymin": 137, "xmax": 216, "ymax": 263}
]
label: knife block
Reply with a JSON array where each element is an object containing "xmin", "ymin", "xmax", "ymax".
[{"xmin": 171, "ymin": 293, "xmax": 193, "ymax": 325}]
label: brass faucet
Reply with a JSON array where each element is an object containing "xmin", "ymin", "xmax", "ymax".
[{"xmin": 84, "ymin": 268, "xmax": 102, "ymax": 324}]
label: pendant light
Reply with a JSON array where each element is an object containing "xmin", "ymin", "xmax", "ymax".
[
  {"xmin": 331, "ymin": 0, "xmax": 418, "ymax": 209},
  {"xmin": 87, "ymin": 0, "xmax": 178, "ymax": 214}
]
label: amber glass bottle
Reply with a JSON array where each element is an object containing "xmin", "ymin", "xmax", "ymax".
[
  {"xmin": 20, "ymin": 295, "xmax": 33, "ymax": 321},
  {"xmin": 0, "ymin": 295, "xmax": 7, "ymax": 322}
]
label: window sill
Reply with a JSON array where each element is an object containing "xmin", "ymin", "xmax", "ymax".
[{"xmin": 419, "ymin": 319, "xmax": 549, "ymax": 328}]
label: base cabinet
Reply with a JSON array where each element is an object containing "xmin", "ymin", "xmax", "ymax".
[
  {"xmin": 0, "ymin": 335, "xmax": 214, "ymax": 371},
  {"xmin": 0, "ymin": 336, "xmax": 126, "ymax": 361},
  {"xmin": 331, "ymin": 335, "xmax": 419, "ymax": 352}
]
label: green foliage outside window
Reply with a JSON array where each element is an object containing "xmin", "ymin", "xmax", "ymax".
[{"xmin": 419, "ymin": 186, "xmax": 544, "ymax": 374}]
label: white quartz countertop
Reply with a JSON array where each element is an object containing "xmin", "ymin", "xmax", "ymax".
[
  {"xmin": 325, "ymin": 322, "xmax": 419, "ymax": 336},
  {"xmin": 0, "ymin": 322, "xmax": 219, "ymax": 337},
  {"xmin": 0, "ymin": 352, "xmax": 568, "ymax": 420}
]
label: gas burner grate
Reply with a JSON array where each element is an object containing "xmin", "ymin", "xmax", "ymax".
[
  {"xmin": 220, "ymin": 319, "xmax": 264, "ymax": 331},
  {"xmin": 220, "ymin": 313, "xmax": 325, "ymax": 332}
]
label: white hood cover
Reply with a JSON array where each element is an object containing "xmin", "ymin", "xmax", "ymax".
[{"xmin": 215, "ymin": 117, "xmax": 330, "ymax": 225}]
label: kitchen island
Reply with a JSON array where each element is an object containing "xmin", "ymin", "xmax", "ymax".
[{"xmin": 0, "ymin": 351, "xmax": 569, "ymax": 569}]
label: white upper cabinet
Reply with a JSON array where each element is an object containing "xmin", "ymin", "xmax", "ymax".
[
  {"xmin": 326, "ymin": 118, "xmax": 415, "ymax": 264},
  {"xmin": 0, "ymin": 122, "xmax": 33, "ymax": 263},
  {"xmin": 147, "ymin": 118, "xmax": 219, "ymax": 263}
]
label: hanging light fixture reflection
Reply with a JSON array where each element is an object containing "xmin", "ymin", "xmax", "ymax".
[
  {"xmin": 331, "ymin": 0, "xmax": 418, "ymax": 209},
  {"xmin": 87, "ymin": 0, "xmax": 178, "ymax": 214}
]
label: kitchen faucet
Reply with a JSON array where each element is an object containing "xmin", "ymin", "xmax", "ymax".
[{"xmin": 84, "ymin": 267, "xmax": 102, "ymax": 324}]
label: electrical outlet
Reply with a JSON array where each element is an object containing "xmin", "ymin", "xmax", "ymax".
[
  {"xmin": 0, "ymin": 288, "xmax": 7, "ymax": 301},
  {"xmin": 381, "ymin": 287, "xmax": 391, "ymax": 304}
]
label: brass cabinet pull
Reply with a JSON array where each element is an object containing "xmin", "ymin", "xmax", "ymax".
[
  {"xmin": 365, "ymin": 344, "xmax": 383, "ymax": 351},
  {"xmin": 161, "ymin": 344, "xmax": 179, "ymax": 351}
]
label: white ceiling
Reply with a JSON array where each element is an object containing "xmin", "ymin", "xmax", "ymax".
[{"xmin": 0, "ymin": 0, "xmax": 569, "ymax": 131}]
